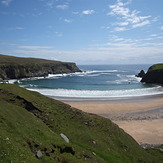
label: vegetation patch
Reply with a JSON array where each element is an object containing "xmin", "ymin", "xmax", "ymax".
[
  {"xmin": 149, "ymin": 64, "xmax": 163, "ymax": 71},
  {"xmin": 0, "ymin": 84, "xmax": 163, "ymax": 162}
]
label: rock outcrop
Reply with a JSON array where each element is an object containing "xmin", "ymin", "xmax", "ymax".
[
  {"xmin": 136, "ymin": 70, "xmax": 145, "ymax": 78},
  {"xmin": 0, "ymin": 54, "xmax": 81, "ymax": 80},
  {"xmin": 141, "ymin": 63, "xmax": 163, "ymax": 85}
]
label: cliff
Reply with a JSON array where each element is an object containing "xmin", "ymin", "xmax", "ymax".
[
  {"xmin": 141, "ymin": 64, "xmax": 163, "ymax": 85},
  {"xmin": 0, "ymin": 54, "xmax": 81, "ymax": 80},
  {"xmin": 0, "ymin": 84, "xmax": 162, "ymax": 162}
]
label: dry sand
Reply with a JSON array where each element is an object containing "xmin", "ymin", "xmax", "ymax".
[
  {"xmin": 62, "ymin": 95, "xmax": 163, "ymax": 145},
  {"xmin": 116, "ymin": 119, "xmax": 163, "ymax": 145}
]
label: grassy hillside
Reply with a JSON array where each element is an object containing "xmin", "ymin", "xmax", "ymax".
[
  {"xmin": 0, "ymin": 54, "xmax": 81, "ymax": 80},
  {"xmin": 0, "ymin": 84, "xmax": 163, "ymax": 163},
  {"xmin": 149, "ymin": 63, "xmax": 163, "ymax": 71},
  {"xmin": 0, "ymin": 54, "xmax": 65, "ymax": 64}
]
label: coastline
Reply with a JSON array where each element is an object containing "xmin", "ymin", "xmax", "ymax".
[
  {"xmin": 52, "ymin": 93, "xmax": 163, "ymax": 103},
  {"xmin": 50, "ymin": 94, "xmax": 163, "ymax": 145},
  {"xmin": 5, "ymin": 62, "xmax": 163, "ymax": 145}
]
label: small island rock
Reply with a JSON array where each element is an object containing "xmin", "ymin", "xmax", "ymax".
[{"xmin": 136, "ymin": 70, "xmax": 145, "ymax": 78}]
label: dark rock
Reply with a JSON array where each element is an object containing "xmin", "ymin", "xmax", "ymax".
[
  {"xmin": 59, "ymin": 146, "xmax": 75, "ymax": 155},
  {"xmin": 136, "ymin": 70, "xmax": 145, "ymax": 78},
  {"xmin": 141, "ymin": 64, "xmax": 163, "ymax": 85}
]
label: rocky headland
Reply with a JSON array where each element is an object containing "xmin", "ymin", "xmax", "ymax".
[
  {"xmin": 141, "ymin": 64, "xmax": 163, "ymax": 85},
  {"xmin": 0, "ymin": 54, "xmax": 81, "ymax": 80}
]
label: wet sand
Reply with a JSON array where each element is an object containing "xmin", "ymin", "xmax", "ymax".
[{"xmin": 59, "ymin": 95, "xmax": 163, "ymax": 145}]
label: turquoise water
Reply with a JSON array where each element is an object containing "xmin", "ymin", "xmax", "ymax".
[{"xmin": 17, "ymin": 64, "xmax": 163, "ymax": 98}]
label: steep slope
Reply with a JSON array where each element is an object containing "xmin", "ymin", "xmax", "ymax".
[
  {"xmin": 0, "ymin": 84, "xmax": 163, "ymax": 163},
  {"xmin": 141, "ymin": 64, "xmax": 163, "ymax": 85},
  {"xmin": 0, "ymin": 54, "xmax": 81, "ymax": 80}
]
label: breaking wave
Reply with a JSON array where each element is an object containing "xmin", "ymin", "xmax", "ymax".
[{"xmin": 27, "ymin": 86, "xmax": 163, "ymax": 98}]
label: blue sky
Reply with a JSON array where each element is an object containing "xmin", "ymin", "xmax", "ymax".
[{"xmin": 0, "ymin": 0, "xmax": 163, "ymax": 65}]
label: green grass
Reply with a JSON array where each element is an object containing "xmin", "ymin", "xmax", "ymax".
[
  {"xmin": 149, "ymin": 63, "xmax": 163, "ymax": 71},
  {"xmin": 0, "ymin": 84, "xmax": 163, "ymax": 163},
  {"xmin": 0, "ymin": 54, "xmax": 68, "ymax": 64}
]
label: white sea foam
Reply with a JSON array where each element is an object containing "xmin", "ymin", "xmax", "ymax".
[
  {"xmin": 107, "ymin": 74, "xmax": 141, "ymax": 84},
  {"xmin": 46, "ymin": 69, "xmax": 122, "ymax": 78},
  {"xmin": 14, "ymin": 69, "xmax": 121, "ymax": 82},
  {"xmin": 47, "ymin": 71, "xmax": 87, "ymax": 78},
  {"xmin": 27, "ymin": 86, "xmax": 163, "ymax": 98},
  {"xmin": 8, "ymin": 79, "xmax": 19, "ymax": 84}
]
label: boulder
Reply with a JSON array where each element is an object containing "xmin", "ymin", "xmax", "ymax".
[
  {"xmin": 36, "ymin": 150, "xmax": 43, "ymax": 158},
  {"xmin": 60, "ymin": 133, "xmax": 69, "ymax": 143},
  {"xmin": 136, "ymin": 70, "xmax": 145, "ymax": 78}
]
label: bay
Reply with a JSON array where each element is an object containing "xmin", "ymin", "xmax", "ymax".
[{"xmin": 17, "ymin": 64, "xmax": 163, "ymax": 98}]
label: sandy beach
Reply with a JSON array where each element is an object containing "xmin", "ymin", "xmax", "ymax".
[{"xmin": 59, "ymin": 95, "xmax": 163, "ymax": 145}]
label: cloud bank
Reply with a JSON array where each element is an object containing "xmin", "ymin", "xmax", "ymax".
[{"xmin": 109, "ymin": 0, "xmax": 153, "ymax": 31}]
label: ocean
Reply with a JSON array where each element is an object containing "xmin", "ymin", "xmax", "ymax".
[{"xmin": 16, "ymin": 64, "xmax": 163, "ymax": 99}]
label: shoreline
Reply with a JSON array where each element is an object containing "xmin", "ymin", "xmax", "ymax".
[
  {"xmin": 50, "ymin": 94, "xmax": 163, "ymax": 145},
  {"xmin": 51, "ymin": 93, "xmax": 163, "ymax": 103},
  {"xmin": 52, "ymin": 94, "xmax": 163, "ymax": 115}
]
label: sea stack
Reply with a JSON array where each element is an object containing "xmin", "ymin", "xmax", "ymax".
[{"xmin": 136, "ymin": 70, "xmax": 145, "ymax": 78}]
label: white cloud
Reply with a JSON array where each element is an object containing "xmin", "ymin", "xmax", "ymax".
[
  {"xmin": 132, "ymin": 20, "xmax": 150, "ymax": 28},
  {"xmin": 72, "ymin": 10, "xmax": 95, "ymax": 16},
  {"xmin": 19, "ymin": 46, "xmax": 53, "ymax": 50},
  {"xmin": 82, "ymin": 10, "xmax": 95, "ymax": 15},
  {"xmin": 114, "ymin": 27, "xmax": 127, "ymax": 31},
  {"xmin": 55, "ymin": 32, "xmax": 63, "ymax": 37},
  {"xmin": 8, "ymin": 27, "xmax": 24, "ymax": 30},
  {"xmin": 126, "ymin": 15, "xmax": 151, "ymax": 24},
  {"xmin": 161, "ymin": 26, "xmax": 163, "ymax": 30},
  {"xmin": 109, "ymin": 2, "xmax": 130, "ymax": 17},
  {"xmin": 112, "ymin": 36, "xmax": 125, "ymax": 42},
  {"xmin": 14, "ymin": 27, "xmax": 24, "ymax": 30},
  {"xmin": 63, "ymin": 19, "xmax": 72, "ymax": 23},
  {"xmin": 117, "ymin": 22, "xmax": 129, "ymax": 26},
  {"xmin": 46, "ymin": 0, "xmax": 54, "ymax": 8},
  {"xmin": 100, "ymin": 26, "xmax": 110, "ymax": 30},
  {"xmin": 1, "ymin": 39, "xmax": 163, "ymax": 64},
  {"xmin": 109, "ymin": 0, "xmax": 152, "ymax": 31},
  {"xmin": 1, "ymin": 0, "xmax": 12, "ymax": 6},
  {"xmin": 150, "ymin": 34, "xmax": 157, "ymax": 37},
  {"xmin": 56, "ymin": 4, "xmax": 69, "ymax": 10}
]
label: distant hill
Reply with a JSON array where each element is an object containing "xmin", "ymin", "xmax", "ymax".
[
  {"xmin": 141, "ymin": 64, "xmax": 163, "ymax": 85},
  {"xmin": 0, "ymin": 84, "xmax": 163, "ymax": 162},
  {"xmin": 0, "ymin": 54, "xmax": 81, "ymax": 80}
]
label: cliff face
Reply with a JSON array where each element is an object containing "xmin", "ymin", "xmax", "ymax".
[
  {"xmin": 141, "ymin": 64, "xmax": 163, "ymax": 85},
  {"xmin": 0, "ymin": 54, "xmax": 81, "ymax": 80}
]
